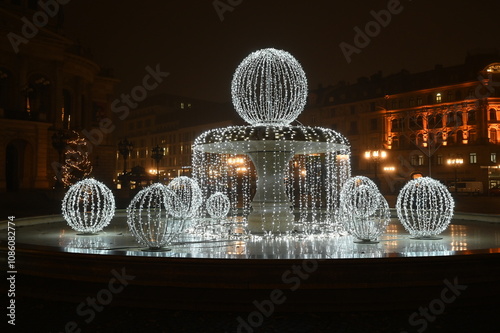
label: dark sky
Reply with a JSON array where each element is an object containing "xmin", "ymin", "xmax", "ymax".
[{"xmin": 63, "ymin": 0, "xmax": 500, "ymax": 103}]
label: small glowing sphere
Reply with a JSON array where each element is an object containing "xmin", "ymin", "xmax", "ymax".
[
  {"xmin": 396, "ymin": 177, "xmax": 454, "ymax": 239},
  {"xmin": 167, "ymin": 176, "xmax": 203, "ymax": 219},
  {"xmin": 206, "ymin": 192, "xmax": 230, "ymax": 219},
  {"xmin": 339, "ymin": 176, "xmax": 380, "ymax": 217},
  {"xmin": 62, "ymin": 178, "xmax": 115, "ymax": 234},
  {"xmin": 231, "ymin": 48, "xmax": 308, "ymax": 126},
  {"xmin": 127, "ymin": 183, "xmax": 184, "ymax": 249},
  {"xmin": 339, "ymin": 176, "xmax": 390, "ymax": 242}
]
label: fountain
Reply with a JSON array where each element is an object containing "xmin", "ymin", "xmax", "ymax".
[{"xmin": 192, "ymin": 48, "xmax": 351, "ymax": 234}]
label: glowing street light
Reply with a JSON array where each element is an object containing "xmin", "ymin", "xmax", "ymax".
[
  {"xmin": 364, "ymin": 149, "xmax": 387, "ymax": 185},
  {"xmin": 151, "ymin": 145, "xmax": 165, "ymax": 182},
  {"xmin": 446, "ymin": 157, "xmax": 463, "ymax": 193}
]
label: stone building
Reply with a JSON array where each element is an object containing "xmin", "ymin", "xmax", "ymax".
[
  {"xmin": 114, "ymin": 94, "xmax": 238, "ymax": 189},
  {"xmin": 0, "ymin": 2, "xmax": 118, "ymax": 192},
  {"xmin": 300, "ymin": 51, "xmax": 500, "ymax": 194}
]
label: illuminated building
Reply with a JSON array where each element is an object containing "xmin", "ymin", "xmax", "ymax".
[
  {"xmin": 301, "ymin": 51, "xmax": 500, "ymax": 193},
  {"xmin": 0, "ymin": 3, "xmax": 118, "ymax": 191},
  {"xmin": 115, "ymin": 94, "xmax": 239, "ymax": 188}
]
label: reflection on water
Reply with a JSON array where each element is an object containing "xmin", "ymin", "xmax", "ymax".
[{"xmin": 6, "ymin": 215, "xmax": 500, "ymax": 259}]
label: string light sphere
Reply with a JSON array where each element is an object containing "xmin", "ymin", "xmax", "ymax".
[
  {"xmin": 231, "ymin": 48, "xmax": 308, "ymax": 126},
  {"xmin": 62, "ymin": 178, "xmax": 115, "ymax": 234},
  {"xmin": 339, "ymin": 176, "xmax": 390, "ymax": 243},
  {"xmin": 206, "ymin": 192, "xmax": 231, "ymax": 219},
  {"xmin": 167, "ymin": 176, "xmax": 203, "ymax": 219},
  {"xmin": 396, "ymin": 177, "xmax": 454, "ymax": 239},
  {"xmin": 127, "ymin": 183, "xmax": 184, "ymax": 250}
]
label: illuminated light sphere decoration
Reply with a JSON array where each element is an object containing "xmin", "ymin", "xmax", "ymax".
[
  {"xmin": 206, "ymin": 192, "xmax": 231, "ymax": 220},
  {"xmin": 62, "ymin": 178, "xmax": 115, "ymax": 234},
  {"xmin": 167, "ymin": 176, "xmax": 203, "ymax": 219},
  {"xmin": 231, "ymin": 48, "xmax": 308, "ymax": 126},
  {"xmin": 396, "ymin": 177, "xmax": 454, "ymax": 239},
  {"xmin": 339, "ymin": 176, "xmax": 390, "ymax": 243},
  {"xmin": 193, "ymin": 48, "xmax": 351, "ymax": 235},
  {"xmin": 127, "ymin": 183, "xmax": 184, "ymax": 250}
]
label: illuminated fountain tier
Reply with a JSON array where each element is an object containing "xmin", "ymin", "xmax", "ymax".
[{"xmin": 193, "ymin": 49, "xmax": 351, "ymax": 234}]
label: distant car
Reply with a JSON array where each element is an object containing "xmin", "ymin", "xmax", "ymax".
[
  {"xmin": 490, "ymin": 185, "xmax": 500, "ymax": 196},
  {"xmin": 448, "ymin": 181, "xmax": 483, "ymax": 195}
]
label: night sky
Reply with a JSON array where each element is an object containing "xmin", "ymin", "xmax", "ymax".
[{"xmin": 63, "ymin": 0, "xmax": 500, "ymax": 103}]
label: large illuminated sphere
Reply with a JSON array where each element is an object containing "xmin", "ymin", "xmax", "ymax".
[
  {"xmin": 127, "ymin": 183, "xmax": 184, "ymax": 250},
  {"xmin": 206, "ymin": 192, "xmax": 230, "ymax": 219},
  {"xmin": 167, "ymin": 176, "xmax": 203, "ymax": 219},
  {"xmin": 339, "ymin": 176, "xmax": 390, "ymax": 243},
  {"xmin": 396, "ymin": 177, "xmax": 454, "ymax": 239},
  {"xmin": 231, "ymin": 48, "xmax": 308, "ymax": 126},
  {"xmin": 62, "ymin": 178, "xmax": 115, "ymax": 234}
]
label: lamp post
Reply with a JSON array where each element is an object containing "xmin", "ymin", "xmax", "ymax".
[
  {"xmin": 151, "ymin": 145, "xmax": 165, "ymax": 182},
  {"xmin": 364, "ymin": 149, "xmax": 387, "ymax": 186},
  {"xmin": 118, "ymin": 139, "xmax": 133, "ymax": 188},
  {"xmin": 446, "ymin": 157, "xmax": 463, "ymax": 193}
]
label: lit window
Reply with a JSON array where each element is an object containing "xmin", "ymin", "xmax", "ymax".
[
  {"xmin": 491, "ymin": 153, "xmax": 497, "ymax": 164},
  {"xmin": 437, "ymin": 155, "xmax": 443, "ymax": 165},
  {"xmin": 180, "ymin": 103, "xmax": 184, "ymax": 109},
  {"xmin": 469, "ymin": 153, "xmax": 477, "ymax": 164},
  {"xmin": 436, "ymin": 93, "xmax": 442, "ymax": 103}
]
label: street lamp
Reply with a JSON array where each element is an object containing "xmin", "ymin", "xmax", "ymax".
[
  {"xmin": 446, "ymin": 157, "xmax": 463, "ymax": 193},
  {"xmin": 151, "ymin": 145, "xmax": 165, "ymax": 182},
  {"xmin": 364, "ymin": 149, "xmax": 387, "ymax": 185},
  {"xmin": 118, "ymin": 138, "xmax": 133, "ymax": 190}
]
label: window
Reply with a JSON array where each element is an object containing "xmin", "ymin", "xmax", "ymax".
[
  {"xmin": 490, "ymin": 109, "xmax": 497, "ymax": 121},
  {"xmin": 391, "ymin": 118, "xmax": 403, "ymax": 132},
  {"xmin": 392, "ymin": 100, "xmax": 397, "ymax": 109},
  {"xmin": 437, "ymin": 155, "xmax": 443, "ymax": 165},
  {"xmin": 492, "ymin": 153, "xmax": 497, "ymax": 164},
  {"xmin": 436, "ymin": 93, "xmax": 442, "ymax": 103},
  {"xmin": 180, "ymin": 103, "xmax": 185, "ymax": 109},
  {"xmin": 409, "ymin": 98, "xmax": 415, "ymax": 107},
  {"xmin": 469, "ymin": 153, "xmax": 477, "ymax": 164},
  {"xmin": 447, "ymin": 91, "xmax": 454, "ymax": 102},
  {"xmin": 370, "ymin": 118, "xmax": 378, "ymax": 131},
  {"xmin": 349, "ymin": 121, "xmax": 358, "ymax": 134},
  {"xmin": 467, "ymin": 110, "xmax": 477, "ymax": 125},
  {"xmin": 411, "ymin": 155, "xmax": 425, "ymax": 166},
  {"xmin": 417, "ymin": 97, "xmax": 422, "ymax": 106}
]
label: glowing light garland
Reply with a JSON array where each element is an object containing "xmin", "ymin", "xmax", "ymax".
[
  {"xmin": 167, "ymin": 176, "xmax": 203, "ymax": 220},
  {"xmin": 231, "ymin": 48, "xmax": 308, "ymax": 126},
  {"xmin": 206, "ymin": 192, "xmax": 230, "ymax": 219},
  {"xmin": 61, "ymin": 178, "xmax": 115, "ymax": 234},
  {"xmin": 396, "ymin": 177, "xmax": 454, "ymax": 239},
  {"xmin": 60, "ymin": 131, "xmax": 93, "ymax": 187},
  {"xmin": 339, "ymin": 176, "xmax": 390, "ymax": 243},
  {"xmin": 127, "ymin": 183, "xmax": 185, "ymax": 250},
  {"xmin": 192, "ymin": 48, "xmax": 351, "ymax": 235}
]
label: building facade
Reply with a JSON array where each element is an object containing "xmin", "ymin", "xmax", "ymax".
[
  {"xmin": 300, "ymin": 52, "xmax": 500, "ymax": 194},
  {"xmin": 115, "ymin": 94, "xmax": 238, "ymax": 189},
  {"xmin": 0, "ymin": 2, "xmax": 118, "ymax": 191}
]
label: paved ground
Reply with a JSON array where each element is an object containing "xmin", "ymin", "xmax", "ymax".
[{"xmin": 11, "ymin": 298, "xmax": 500, "ymax": 333}]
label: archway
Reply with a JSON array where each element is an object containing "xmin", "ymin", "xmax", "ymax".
[{"xmin": 5, "ymin": 139, "xmax": 34, "ymax": 191}]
